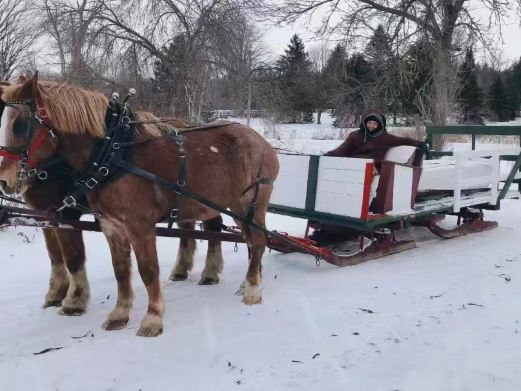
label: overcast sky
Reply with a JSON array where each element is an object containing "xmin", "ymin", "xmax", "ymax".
[{"xmin": 258, "ymin": 8, "xmax": 521, "ymax": 67}]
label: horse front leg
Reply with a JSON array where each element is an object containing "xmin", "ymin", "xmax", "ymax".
[
  {"xmin": 125, "ymin": 222, "xmax": 164, "ymax": 337},
  {"xmin": 56, "ymin": 229, "xmax": 90, "ymax": 315},
  {"xmin": 42, "ymin": 228, "xmax": 70, "ymax": 308},
  {"xmin": 169, "ymin": 222, "xmax": 196, "ymax": 281},
  {"xmin": 100, "ymin": 220, "xmax": 133, "ymax": 331},
  {"xmin": 199, "ymin": 216, "xmax": 224, "ymax": 285}
]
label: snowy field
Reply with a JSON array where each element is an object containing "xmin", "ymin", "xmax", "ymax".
[{"xmin": 2, "ymin": 117, "xmax": 521, "ymax": 390}]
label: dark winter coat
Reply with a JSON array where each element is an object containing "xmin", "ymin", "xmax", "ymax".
[{"xmin": 324, "ymin": 113, "xmax": 422, "ymax": 162}]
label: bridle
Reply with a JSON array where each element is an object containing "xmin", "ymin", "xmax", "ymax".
[{"xmin": 0, "ymin": 97, "xmax": 57, "ymax": 190}]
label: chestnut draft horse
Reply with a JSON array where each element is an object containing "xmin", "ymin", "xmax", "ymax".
[
  {"xmin": 0, "ymin": 74, "xmax": 279, "ymax": 337},
  {"xmin": 0, "ymin": 81, "xmax": 228, "ymax": 316}
]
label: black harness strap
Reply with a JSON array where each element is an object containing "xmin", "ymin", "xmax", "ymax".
[
  {"xmin": 111, "ymin": 159, "xmax": 288, "ymax": 243},
  {"xmin": 58, "ymin": 102, "xmax": 135, "ymax": 211}
]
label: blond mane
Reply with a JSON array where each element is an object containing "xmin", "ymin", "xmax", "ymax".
[
  {"xmin": 0, "ymin": 81, "xmax": 181, "ymax": 139},
  {"xmin": 133, "ymin": 112, "xmax": 191, "ymax": 139}
]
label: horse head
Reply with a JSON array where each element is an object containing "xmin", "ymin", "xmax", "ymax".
[{"xmin": 0, "ymin": 72, "xmax": 60, "ymax": 194}]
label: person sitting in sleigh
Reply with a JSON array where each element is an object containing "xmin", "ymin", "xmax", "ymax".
[{"xmin": 309, "ymin": 112, "xmax": 429, "ymax": 245}]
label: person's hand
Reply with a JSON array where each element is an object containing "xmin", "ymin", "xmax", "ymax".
[{"xmin": 420, "ymin": 141, "xmax": 430, "ymax": 158}]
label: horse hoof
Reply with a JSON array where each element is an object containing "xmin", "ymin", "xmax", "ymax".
[
  {"xmin": 235, "ymin": 282, "xmax": 246, "ymax": 296},
  {"xmin": 198, "ymin": 277, "xmax": 219, "ymax": 285},
  {"xmin": 136, "ymin": 326, "xmax": 163, "ymax": 337},
  {"xmin": 59, "ymin": 307, "xmax": 86, "ymax": 316},
  {"xmin": 42, "ymin": 300, "xmax": 62, "ymax": 308},
  {"xmin": 102, "ymin": 318, "xmax": 129, "ymax": 331},
  {"xmin": 242, "ymin": 295, "xmax": 262, "ymax": 305},
  {"xmin": 170, "ymin": 273, "xmax": 188, "ymax": 281}
]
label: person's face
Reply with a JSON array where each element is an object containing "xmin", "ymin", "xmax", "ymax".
[{"xmin": 366, "ymin": 120, "xmax": 379, "ymax": 133}]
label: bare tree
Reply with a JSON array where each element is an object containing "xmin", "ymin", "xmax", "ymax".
[
  {"xmin": 36, "ymin": 0, "xmax": 107, "ymax": 84},
  {"xmin": 264, "ymin": 0, "xmax": 521, "ymax": 143},
  {"xmin": 0, "ymin": 0, "xmax": 37, "ymax": 80}
]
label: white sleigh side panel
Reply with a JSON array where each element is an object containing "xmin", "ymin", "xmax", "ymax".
[
  {"xmin": 314, "ymin": 157, "xmax": 373, "ymax": 218},
  {"xmin": 269, "ymin": 154, "xmax": 310, "ymax": 209}
]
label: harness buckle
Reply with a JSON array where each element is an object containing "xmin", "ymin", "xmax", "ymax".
[
  {"xmin": 48, "ymin": 130, "xmax": 57, "ymax": 141},
  {"xmin": 112, "ymin": 143, "xmax": 120, "ymax": 150},
  {"xmin": 84, "ymin": 178, "xmax": 99, "ymax": 189},
  {"xmin": 175, "ymin": 180, "xmax": 185, "ymax": 195},
  {"xmin": 62, "ymin": 196, "xmax": 77, "ymax": 208},
  {"xmin": 98, "ymin": 167, "xmax": 109, "ymax": 176},
  {"xmin": 170, "ymin": 209, "xmax": 179, "ymax": 219},
  {"xmin": 27, "ymin": 169, "xmax": 38, "ymax": 178},
  {"xmin": 37, "ymin": 171, "xmax": 48, "ymax": 180}
]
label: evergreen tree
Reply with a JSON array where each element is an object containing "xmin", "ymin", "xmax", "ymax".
[
  {"xmin": 276, "ymin": 34, "xmax": 315, "ymax": 122},
  {"xmin": 364, "ymin": 25, "xmax": 400, "ymax": 122},
  {"xmin": 508, "ymin": 58, "xmax": 521, "ymax": 116},
  {"xmin": 322, "ymin": 44, "xmax": 347, "ymax": 119},
  {"xmin": 344, "ymin": 53, "xmax": 373, "ymax": 114},
  {"xmin": 399, "ymin": 39, "xmax": 434, "ymax": 117},
  {"xmin": 457, "ymin": 48, "xmax": 483, "ymax": 124},
  {"xmin": 152, "ymin": 35, "xmax": 189, "ymax": 115},
  {"xmin": 487, "ymin": 74, "xmax": 512, "ymax": 121}
]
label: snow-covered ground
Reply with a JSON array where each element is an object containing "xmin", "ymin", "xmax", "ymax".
[
  {"xmin": 2, "ymin": 204, "xmax": 521, "ymax": 390},
  {"xmin": 2, "ymin": 120, "xmax": 521, "ymax": 390}
]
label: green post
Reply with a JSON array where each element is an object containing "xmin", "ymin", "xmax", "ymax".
[{"xmin": 305, "ymin": 155, "xmax": 320, "ymax": 212}]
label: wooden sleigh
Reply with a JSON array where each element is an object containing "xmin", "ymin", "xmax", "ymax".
[{"xmin": 266, "ymin": 126, "xmax": 521, "ymax": 266}]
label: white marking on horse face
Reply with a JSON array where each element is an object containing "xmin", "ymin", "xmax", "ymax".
[
  {"xmin": 0, "ymin": 107, "xmax": 13, "ymax": 165},
  {"xmin": 210, "ymin": 146, "xmax": 219, "ymax": 153}
]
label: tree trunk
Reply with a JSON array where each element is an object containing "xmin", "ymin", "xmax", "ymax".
[
  {"xmin": 430, "ymin": 45, "xmax": 454, "ymax": 150},
  {"xmin": 317, "ymin": 110, "xmax": 322, "ymax": 124},
  {"xmin": 246, "ymin": 78, "xmax": 252, "ymax": 127}
]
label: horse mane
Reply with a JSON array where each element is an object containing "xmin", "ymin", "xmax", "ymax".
[
  {"xmin": 133, "ymin": 112, "xmax": 191, "ymax": 139},
  {"xmin": 0, "ymin": 81, "xmax": 176, "ymax": 139}
]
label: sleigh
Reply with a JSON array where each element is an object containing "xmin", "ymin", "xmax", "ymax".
[
  {"xmin": 266, "ymin": 125, "xmax": 521, "ymax": 265},
  {"xmin": 1, "ymin": 125, "xmax": 521, "ymax": 268}
]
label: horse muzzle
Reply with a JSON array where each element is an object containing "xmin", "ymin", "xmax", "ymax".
[{"xmin": 0, "ymin": 179, "xmax": 23, "ymax": 196}]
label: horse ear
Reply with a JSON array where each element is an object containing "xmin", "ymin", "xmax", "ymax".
[
  {"xmin": 18, "ymin": 70, "xmax": 39, "ymax": 98},
  {"xmin": 30, "ymin": 71, "xmax": 39, "ymax": 94},
  {"xmin": 17, "ymin": 74, "xmax": 26, "ymax": 85}
]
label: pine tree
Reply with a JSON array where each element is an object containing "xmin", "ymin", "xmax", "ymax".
[
  {"xmin": 508, "ymin": 58, "xmax": 521, "ymax": 116},
  {"xmin": 488, "ymin": 74, "xmax": 511, "ymax": 121},
  {"xmin": 364, "ymin": 25, "xmax": 400, "ymax": 122},
  {"xmin": 322, "ymin": 44, "xmax": 347, "ymax": 115},
  {"xmin": 276, "ymin": 34, "xmax": 315, "ymax": 123},
  {"xmin": 457, "ymin": 48, "xmax": 483, "ymax": 124},
  {"xmin": 399, "ymin": 39, "xmax": 434, "ymax": 117},
  {"xmin": 344, "ymin": 53, "xmax": 373, "ymax": 115},
  {"xmin": 152, "ymin": 35, "xmax": 189, "ymax": 115}
]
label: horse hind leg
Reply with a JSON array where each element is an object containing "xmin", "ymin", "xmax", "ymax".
[
  {"xmin": 234, "ymin": 185, "xmax": 272, "ymax": 305},
  {"xmin": 169, "ymin": 222, "xmax": 196, "ymax": 281},
  {"xmin": 199, "ymin": 215, "xmax": 224, "ymax": 285},
  {"xmin": 100, "ymin": 220, "xmax": 134, "ymax": 331},
  {"xmin": 57, "ymin": 230, "xmax": 90, "ymax": 316},
  {"xmin": 42, "ymin": 229, "xmax": 70, "ymax": 308}
]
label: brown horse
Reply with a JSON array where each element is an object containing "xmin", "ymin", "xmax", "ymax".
[
  {"xmin": 0, "ymin": 74, "xmax": 279, "ymax": 336},
  {"xmin": 0, "ymin": 83, "xmax": 225, "ymax": 317}
]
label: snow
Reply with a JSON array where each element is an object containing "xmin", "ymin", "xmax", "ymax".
[
  {"xmin": 2, "ymin": 129, "xmax": 521, "ymax": 390},
  {"xmin": 2, "ymin": 204, "xmax": 521, "ymax": 390}
]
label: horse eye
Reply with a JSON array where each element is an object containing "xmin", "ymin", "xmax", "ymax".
[{"xmin": 12, "ymin": 117, "xmax": 30, "ymax": 139}]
